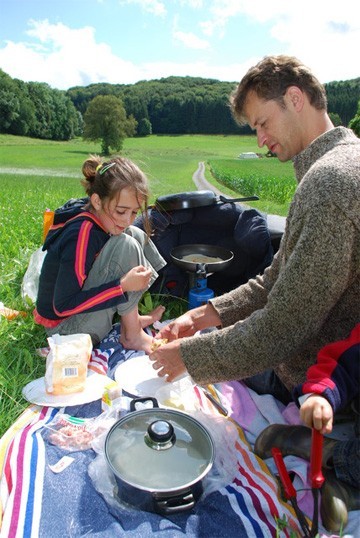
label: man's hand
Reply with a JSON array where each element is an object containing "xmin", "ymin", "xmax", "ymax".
[
  {"xmin": 156, "ymin": 312, "xmax": 198, "ymax": 342},
  {"xmin": 155, "ymin": 302, "xmax": 221, "ymax": 342},
  {"xmin": 300, "ymin": 394, "xmax": 334, "ymax": 434},
  {"xmin": 149, "ymin": 339, "xmax": 187, "ymax": 382},
  {"xmin": 120, "ymin": 265, "xmax": 152, "ymax": 292}
]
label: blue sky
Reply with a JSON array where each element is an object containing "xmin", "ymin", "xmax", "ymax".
[{"xmin": 0, "ymin": 0, "xmax": 359, "ymax": 90}]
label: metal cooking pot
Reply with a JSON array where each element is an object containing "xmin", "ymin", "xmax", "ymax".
[
  {"xmin": 171, "ymin": 244, "xmax": 234, "ymax": 274},
  {"xmin": 105, "ymin": 398, "xmax": 215, "ymax": 515},
  {"xmin": 155, "ymin": 190, "xmax": 259, "ymax": 211}
]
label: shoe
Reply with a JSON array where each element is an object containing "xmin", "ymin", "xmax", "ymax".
[
  {"xmin": 320, "ymin": 469, "xmax": 360, "ymax": 533},
  {"xmin": 254, "ymin": 424, "xmax": 337, "ymax": 467}
]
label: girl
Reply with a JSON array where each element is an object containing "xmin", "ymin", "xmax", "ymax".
[{"xmin": 34, "ymin": 155, "xmax": 166, "ymax": 353}]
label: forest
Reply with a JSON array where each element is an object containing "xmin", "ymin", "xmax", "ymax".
[{"xmin": 0, "ymin": 67, "xmax": 359, "ymax": 141}]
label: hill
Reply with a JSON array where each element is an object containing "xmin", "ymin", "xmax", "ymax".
[
  {"xmin": 66, "ymin": 75, "xmax": 360, "ymax": 135},
  {"xmin": 1, "ymin": 68, "xmax": 359, "ymax": 139}
]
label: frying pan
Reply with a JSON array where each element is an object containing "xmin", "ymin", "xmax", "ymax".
[
  {"xmin": 155, "ymin": 190, "xmax": 259, "ymax": 211},
  {"xmin": 170, "ymin": 244, "xmax": 234, "ymax": 273}
]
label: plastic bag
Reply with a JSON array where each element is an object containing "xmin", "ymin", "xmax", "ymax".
[
  {"xmin": 43, "ymin": 403, "xmax": 122, "ymax": 452},
  {"xmin": 21, "ymin": 247, "xmax": 46, "ymax": 306},
  {"xmin": 88, "ymin": 397, "xmax": 240, "ymax": 509},
  {"xmin": 45, "ymin": 333, "xmax": 92, "ymax": 395},
  {"xmin": 190, "ymin": 410, "xmax": 240, "ymax": 497},
  {"xmin": 0, "ymin": 302, "xmax": 27, "ymax": 320}
]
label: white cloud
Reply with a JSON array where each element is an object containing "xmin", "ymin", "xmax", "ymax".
[
  {"xmin": 0, "ymin": 1, "xmax": 358, "ymax": 91},
  {"xmin": 0, "ymin": 20, "xmax": 141, "ymax": 88},
  {"xmin": 196, "ymin": 0, "xmax": 360, "ymax": 81},
  {"xmin": 178, "ymin": 0, "xmax": 203, "ymax": 8},
  {"xmin": 173, "ymin": 30, "xmax": 210, "ymax": 50},
  {"xmin": 119, "ymin": 0, "xmax": 166, "ymax": 16}
]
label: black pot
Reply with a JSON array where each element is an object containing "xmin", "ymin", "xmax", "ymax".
[
  {"xmin": 155, "ymin": 190, "xmax": 259, "ymax": 211},
  {"xmin": 105, "ymin": 399, "xmax": 215, "ymax": 515}
]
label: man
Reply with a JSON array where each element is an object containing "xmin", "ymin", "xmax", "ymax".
[{"xmin": 149, "ymin": 55, "xmax": 360, "ymax": 402}]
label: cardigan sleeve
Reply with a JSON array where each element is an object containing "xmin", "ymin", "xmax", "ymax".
[{"xmin": 180, "ymin": 202, "xmax": 356, "ymax": 386}]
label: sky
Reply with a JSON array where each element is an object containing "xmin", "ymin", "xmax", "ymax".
[{"xmin": 0, "ymin": 0, "xmax": 359, "ymax": 91}]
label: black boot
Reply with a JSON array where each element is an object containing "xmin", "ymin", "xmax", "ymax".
[
  {"xmin": 254, "ymin": 425, "xmax": 360, "ymax": 533},
  {"xmin": 254, "ymin": 424, "xmax": 337, "ymax": 467},
  {"xmin": 320, "ymin": 469, "xmax": 360, "ymax": 533}
]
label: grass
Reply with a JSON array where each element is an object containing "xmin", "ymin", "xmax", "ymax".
[
  {"xmin": 209, "ymin": 157, "xmax": 295, "ymax": 216},
  {"xmin": 0, "ymin": 133, "xmax": 294, "ymax": 436}
]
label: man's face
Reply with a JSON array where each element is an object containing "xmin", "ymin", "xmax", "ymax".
[{"xmin": 244, "ymin": 90, "xmax": 303, "ymax": 162}]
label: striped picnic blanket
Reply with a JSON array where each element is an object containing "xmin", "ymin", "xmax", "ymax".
[{"xmin": 0, "ymin": 325, "xmax": 357, "ymax": 537}]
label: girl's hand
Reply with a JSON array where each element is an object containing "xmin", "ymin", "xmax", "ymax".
[
  {"xmin": 120, "ymin": 265, "xmax": 152, "ymax": 292},
  {"xmin": 300, "ymin": 394, "xmax": 334, "ymax": 434}
]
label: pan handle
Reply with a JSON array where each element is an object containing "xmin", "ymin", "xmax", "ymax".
[
  {"xmin": 154, "ymin": 490, "xmax": 196, "ymax": 514},
  {"xmin": 219, "ymin": 195, "xmax": 259, "ymax": 203}
]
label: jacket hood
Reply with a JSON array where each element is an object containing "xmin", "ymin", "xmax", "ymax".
[{"xmin": 43, "ymin": 209, "xmax": 107, "ymax": 250}]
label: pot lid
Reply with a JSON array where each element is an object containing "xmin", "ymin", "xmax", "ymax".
[{"xmin": 105, "ymin": 408, "xmax": 214, "ymax": 491}]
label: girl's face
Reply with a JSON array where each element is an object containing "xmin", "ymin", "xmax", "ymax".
[{"xmin": 92, "ymin": 187, "xmax": 144, "ymax": 235}]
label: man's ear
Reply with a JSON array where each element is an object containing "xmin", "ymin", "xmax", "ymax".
[
  {"xmin": 286, "ymin": 86, "xmax": 305, "ymax": 112},
  {"xmin": 90, "ymin": 193, "xmax": 101, "ymax": 210}
]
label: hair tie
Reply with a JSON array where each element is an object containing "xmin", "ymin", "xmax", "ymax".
[{"xmin": 99, "ymin": 162, "xmax": 116, "ymax": 175}]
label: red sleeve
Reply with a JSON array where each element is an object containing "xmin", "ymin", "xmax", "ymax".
[
  {"xmin": 293, "ymin": 324, "xmax": 360, "ymax": 412},
  {"xmin": 53, "ymin": 222, "xmax": 127, "ymax": 317}
]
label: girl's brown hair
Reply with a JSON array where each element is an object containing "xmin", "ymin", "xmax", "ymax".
[{"xmin": 81, "ymin": 155, "xmax": 152, "ymax": 236}]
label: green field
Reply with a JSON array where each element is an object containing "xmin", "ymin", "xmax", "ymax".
[{"xmin": 0, "ymin": 133, "xmax": 295, "ymax": 436}]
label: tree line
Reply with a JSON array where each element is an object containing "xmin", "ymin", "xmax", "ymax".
[
  {"xmin": 0, "ymin": 69, "xmax": 81, "ymax": 140},
  {"xmin": 0, "ymin": 67, "xmax": 359, "ymax": 142}
]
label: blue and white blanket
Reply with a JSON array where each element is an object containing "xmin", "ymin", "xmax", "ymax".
[{"xmin": 1, "ymin": 325, "xmax": 358, "ymax": 538}]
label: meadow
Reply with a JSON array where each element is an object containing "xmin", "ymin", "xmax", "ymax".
[{"xmin": 0, "ymin": 133, "xmax": 296, "ymax": 436}]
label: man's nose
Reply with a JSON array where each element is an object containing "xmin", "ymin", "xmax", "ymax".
[{"xmin": 257, "ymin": 130, "xmax": 267, "ymax": 148}]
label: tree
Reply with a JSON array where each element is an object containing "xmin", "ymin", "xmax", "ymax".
[
  {"xmin": 83, "ymin": 95, "xmax": 136, "ymax": 155},
  {"xmin": 0, "ymin": 90, "xmax": 20, "ymax": 131},
  {"xmin": 328, "ymin": 112, "xmax": 342, "ymax": 126},
  {"xmin": 349, "ymin": 100, "xmax": 360, "ymax": 137},
  {"xmin": 137, "ymin": 117, "xmax": 152, "ymax": 136}
]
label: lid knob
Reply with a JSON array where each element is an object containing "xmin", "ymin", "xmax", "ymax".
[{"xmin": 145, "ymin": 420, "xmax": 176, "ymax": 450}]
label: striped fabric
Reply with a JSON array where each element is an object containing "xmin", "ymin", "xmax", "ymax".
[{"xmin": 0, "ymin": 344, "xmax": 313, "ymax": 538}]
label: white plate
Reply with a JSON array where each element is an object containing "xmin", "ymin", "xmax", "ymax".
[
  {"xmin": 22, "ymin": 373, "xmax": 110, "ymax": 407},
  {"xmin": 114, "ymin": 354, "xmax": 187, "ymax": 397}
]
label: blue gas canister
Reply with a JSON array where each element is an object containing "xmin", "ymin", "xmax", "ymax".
[{"xmin": 188, "ymin": 278, "xmax": 214, "ymax": 309}]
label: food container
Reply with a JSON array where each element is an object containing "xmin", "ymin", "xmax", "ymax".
[{"xmin": 104, "ymin": 398, "xmax": 215, "ymax": 515}]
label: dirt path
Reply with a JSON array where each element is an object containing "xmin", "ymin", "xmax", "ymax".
[
  {"xmin": 192, "ymin": 161, "xmax": 224, "ymax": 194},
  {"xmin": 192, "ymin": 161, "xmax": 286, "ymax": 245}
]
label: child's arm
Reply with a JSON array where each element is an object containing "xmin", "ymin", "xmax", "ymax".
[{"xmin": 293, "ymin": 324, "xmax": 360, "ymax": 429}]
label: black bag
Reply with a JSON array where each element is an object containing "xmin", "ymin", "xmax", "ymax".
[{"xmin": 134, "ymin": 203, "xmax": 274, "ymax": 298}]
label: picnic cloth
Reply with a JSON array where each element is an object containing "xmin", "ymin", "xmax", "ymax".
[{"xmin": 1, "ymin": 324, "xmax": 359, "ymax": 538}]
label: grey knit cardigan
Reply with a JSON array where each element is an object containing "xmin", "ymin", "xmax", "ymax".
[{"xmin": 180, "ymin": 127, "xmax": 360, "ymax": 390}]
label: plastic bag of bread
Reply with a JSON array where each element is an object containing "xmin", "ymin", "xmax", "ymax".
[{"xmin": 45, "ymin": 333, "xmax": 92, "ymax": 395}]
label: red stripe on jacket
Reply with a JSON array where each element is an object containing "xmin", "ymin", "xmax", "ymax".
[{"xmin": 75, "ymin": 220, "xmax": 92, "ymax": 286}]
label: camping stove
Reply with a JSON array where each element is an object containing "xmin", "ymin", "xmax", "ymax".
[
  {"xmin": 170, "ymin": 244, "xmax": 234, "ymax": 310},
  {"xmin": 188, "ymin": 264, "xmax": 215, "ymax": 309}
]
